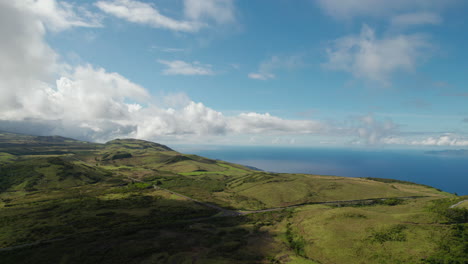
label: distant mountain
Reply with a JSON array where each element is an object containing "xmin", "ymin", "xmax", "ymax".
[{"xmin": 0, "ymin": 131, "xmax": 83, "ymax": 143}]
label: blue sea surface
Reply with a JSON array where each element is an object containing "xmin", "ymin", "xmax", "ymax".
[{"xmin": 178, "ymin": 146, "xmax": 468, "ymax": 196}]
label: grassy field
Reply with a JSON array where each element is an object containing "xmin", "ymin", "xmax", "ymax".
[
  {"xmin": 0, "ymin": 132, "xmax": 466, "ymax": 263},
  {"xmin": 453, "ymin": 200, "xmax": 468, "ymax": 209},
  {"xmin": 283, "ymin": 198, "xmax": 442, "ymax": 263}
]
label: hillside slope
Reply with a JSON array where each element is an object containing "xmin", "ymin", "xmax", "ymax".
[{"xmin": 0, "ymin": 132, "xmax": 466, "ymax": 264}]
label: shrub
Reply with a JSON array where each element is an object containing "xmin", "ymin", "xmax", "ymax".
[{"xmin": 369, "ymin": 224, "xmax": 407, "ymax": 243}]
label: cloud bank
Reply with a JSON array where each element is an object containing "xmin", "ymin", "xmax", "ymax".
[
  {"xmin": 383, "ymin": 134, "xmax": 468, "ymax": 147},
  {"xmin": 0, "ymin": 0, "xmax": 330, "ymax": 143},
  {"xmin": 0, "ymin": 1, "xmax": 463, "ymax": 148}
]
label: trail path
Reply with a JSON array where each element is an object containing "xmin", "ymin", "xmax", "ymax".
[{"xmin": 449, "ymin": 199, "xmax": 468, "ymax": 208}]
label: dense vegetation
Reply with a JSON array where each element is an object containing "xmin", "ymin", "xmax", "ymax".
[{"xmin": 0, "ymin": 131, "xmax": 466, "ymax": 263}]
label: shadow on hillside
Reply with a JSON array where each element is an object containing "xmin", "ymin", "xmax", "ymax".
[{"xmin": 0, "ymin": 194, "xmax": 286, "ymax": 264}]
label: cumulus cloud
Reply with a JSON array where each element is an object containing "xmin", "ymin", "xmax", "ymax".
[
  {"xmin": 0, "ymin": 1, "xmax": 332, "ymax": 143},
  {"xmin": 0, "ymin": 0, "xmax": 57, "ymax": 113},
  {"xmin": 3, "ymin": 1, "xmax": 459, "ymax": 147},
  {"xmin": 249, "ymin": 55, "xmax": 303, "ymax": 81},
  {"xmin": 3, "ymin": 65, "xmax": 148, "ymax": 121},
  {"xmin": 323, "ymin": 25, "xmax": 430, "ymax": 85},
  {"xmin": 158, "ymin": 60, "xmax": 214, "ymax": 76},
  {"xmin": 350, "ymin": 115, "xmax": 399, "ymax": 145},
  {"xmin": 96, "ymin": 0, "xmax": 203, "ymax": 32},
  {"xmin": 315, "ymin": 0, "xmax": 456, "ymax": 20}
]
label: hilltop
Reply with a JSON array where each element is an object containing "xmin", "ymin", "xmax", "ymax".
[{"xmin": 0, "ymin": 132, "xmax": 466, "ymax": 264}]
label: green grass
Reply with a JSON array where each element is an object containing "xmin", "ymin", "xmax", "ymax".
[
  {"xmin": 179, "ymin": 163, "xmax": 249, "ymax": 176},
  {"xmin": 0, "ymin": 157, "xmax": 111, "ymax": 193},
  {"xmin": 0, "ymin": 152, "xmax": 15, "ymax": 163},
  {"xmin": 216, "ymin": 173, "xmax": 451, "ymax": 210},
  {"xmin": 0, "ymin": 184, "xmax": 296, "ymax": 264},
  {"xmin": 0, "ymin": 132, "xmax": 465, "ymax": 264},
  {"xmin": 454, "ymin": 200, "xmax": 468, "ymax": 209},
  {"xmin": 272, "ymin": 197, "xmax": 460, "ymax": 264}
]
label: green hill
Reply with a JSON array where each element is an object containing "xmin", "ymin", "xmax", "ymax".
[
  {"xmin": 0, "ymin": 132, "xmax": 466, "ymax": 264},
  {"xmin": 0, "ymin": 157, "xmax": 110, "ymax": 192}
]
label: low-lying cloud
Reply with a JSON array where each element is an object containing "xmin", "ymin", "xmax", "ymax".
[{"xmin": 383, "ymin": 134, "xmax": 468, "ymax": 147}]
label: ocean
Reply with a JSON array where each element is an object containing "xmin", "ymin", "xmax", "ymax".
[{"xmin": 177, "ymin": 146, "xmax": 468, "ymax": 196}]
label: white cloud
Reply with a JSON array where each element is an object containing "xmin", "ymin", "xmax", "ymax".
[
  {"xmin": 315, "ymin": 0, "xmax": 456, "ymax": 20},
  {"xmin": 249, "ymin": 55, "xmax": 303, "ymax": 81},
  {"xmin": 381, "ymin": 134, "xmax": 468, "ymax": 147},
  {"xmin": 184, "ymin": 0, "xmax": 235, "ymax": 24},
  {"xmin": 351, "ymin": 115, "xmax": 399, "ymax": 145},
  {"xmin": 149, "ymin": 45, "xmax": 188, "ymax": 53},
  {"xmin": 158, "ymin": 60, "xmax": 214, "ymax": 76},
  {"xmin": 162, "ymin": 93, "xmax": 192, "ymax": 108},
  {"xmin": 411, "ymin": 135, "xmax": 468, "ymax": 146},
  {"xmin": 1, "ymin": 64, "xmax": 149, "ymax": 122},
  {"xmin": 16, "ymin": 0, "xmax": 102, "ymax": 32},
  {"xmin": 229, "ymin": 113, "xmax": 327, "ymax": 134},
  {"xmin": 0, "ymin": 0, "xmax": 101, "ymax": 113},
  {"xmin": 0, "ymin": 1, "xmax": 332, "ymax": 143},
  {"xmin": 391, "ymin": 12, "xmax": 442, "ymax": 27},
  {"xmin": 96, "ymin": 0, "xmax": 203, "ymax": 32},
  {"xmin": 248, "ymin": 73, "xmax": 275, "ymax": 80},
  {"xmin": 0, "ymin": 0, "xmax": 58, "ymax": 113},
  {"xmin": 3, "ymin": 1, "xmax": 461, "ymax": 147},
  {"xmin": 323, "ymin": 25, "xmax": 430, "ymax": 85},
  {"xmin": 96, "ymin": 0, "xmax": 237, "ymax": 32}
]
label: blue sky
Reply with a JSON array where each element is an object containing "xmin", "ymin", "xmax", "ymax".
[{"xmin": 1, "ymin": 0, "xmax": 468, "ymax": 148}]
